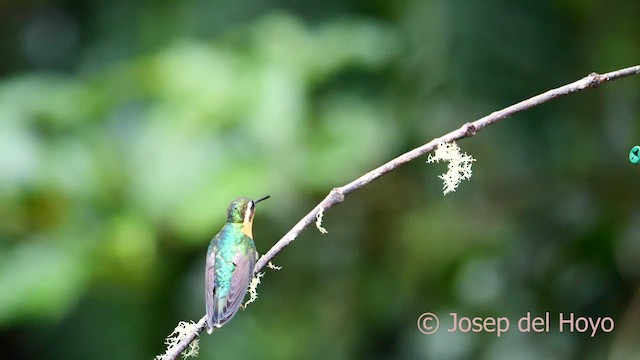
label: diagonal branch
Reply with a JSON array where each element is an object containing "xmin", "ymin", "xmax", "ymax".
[{"xmin": 159, "ymin": 65, "xmax": 640, "ymax": 360}]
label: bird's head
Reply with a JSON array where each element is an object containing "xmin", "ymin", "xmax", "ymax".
[{"xmin": 226, "ymin": 196, "xmax": 270, "ymax": 226}]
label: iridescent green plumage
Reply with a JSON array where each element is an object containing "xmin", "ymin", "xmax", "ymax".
[{"xmin": 205, "ymin": 196, "xmax": 269, "ymax": 333}]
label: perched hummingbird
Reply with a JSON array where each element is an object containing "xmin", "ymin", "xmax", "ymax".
[{"xmin": 205, "ymin": 195, "xmax": 270, "ymax": 334}]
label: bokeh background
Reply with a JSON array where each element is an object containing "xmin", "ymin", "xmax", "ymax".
[{"xmin": 0, "ymin": 1, "xmax": 639, "ymax": 359}]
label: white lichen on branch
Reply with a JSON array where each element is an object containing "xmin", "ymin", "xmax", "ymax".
[
  {"xmin": 427, "ymin": 142, "xmax": 475, "ymax": 194},
  {"xmin": 315, "ymin": 208, "xmax": 328, "ymax": 234},
  {"xmin": 155, "ymin": 321, "xmax": 200, "ymax": 360},
  {"xmin": 242, "ymin": 272, "xmax": 265, "ymax": 309},
  {"xmin": 240, "ymin": 262, "xmax": 281, "ymax": 310}
]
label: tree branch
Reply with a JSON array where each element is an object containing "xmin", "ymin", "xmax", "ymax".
[{"xmin": 159, "ymin": 65, "xmax": 640, "ymax": 360}]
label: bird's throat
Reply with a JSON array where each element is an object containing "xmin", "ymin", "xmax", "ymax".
[{"xmin": 240, "ymin": 220, "xmax": 253, "ymax": 238}]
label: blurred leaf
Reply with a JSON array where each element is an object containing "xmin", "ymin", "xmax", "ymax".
[{"xmin": 0, "ymin": 240, "xmax": 88, "ymax": 325}]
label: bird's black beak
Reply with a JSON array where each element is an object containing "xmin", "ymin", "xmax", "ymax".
[{"xmin": 255, "ymin": 195, "xmax": 270, "ymax": 204}]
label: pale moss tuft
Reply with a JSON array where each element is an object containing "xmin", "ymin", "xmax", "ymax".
[
  {"xmin": 155, "ymin": 320, "xmax": 200, "ymax": 360},
  {"xmin": 315, "ymin": 208, "xmax": 328, "ymax": 234},
  {"xmin": 243, "ymin": 272, "xmax": 265, "ymax": 309},
  {"xmin": 427, "ymin": 142, "xmax": 475, "ymax": 195}
]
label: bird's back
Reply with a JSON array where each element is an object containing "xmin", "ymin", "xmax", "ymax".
[{"xmin": 205, "ymin": 223, "xmax": 257, "ymax": 331}]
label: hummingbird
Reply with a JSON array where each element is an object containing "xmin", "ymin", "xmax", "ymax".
[{"xmin": 205, "ymin": 195, "xmax": 270, "ymax": 334}]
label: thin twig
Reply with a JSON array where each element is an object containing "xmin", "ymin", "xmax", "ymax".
[{"xmin": 160, "ymin": 65, "xmax": 640, "ymax": 360}]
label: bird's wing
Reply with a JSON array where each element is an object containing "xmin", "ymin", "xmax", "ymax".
[
  {"xmin": 205, "ymin": 245, "xmax": 216, "ymax": 333},
  {"xmin": 214, "ymin": 248, "xmax": 257, "ymax": 326}
]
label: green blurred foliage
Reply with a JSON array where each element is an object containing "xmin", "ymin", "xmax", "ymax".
[{"xmin": 0, "ymin": 1, "xmax": 639, "ymax": 359}]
